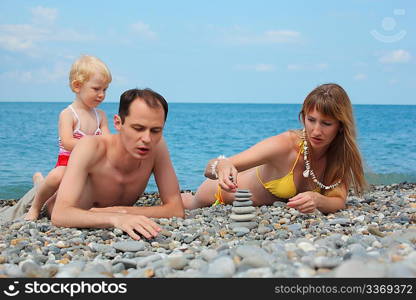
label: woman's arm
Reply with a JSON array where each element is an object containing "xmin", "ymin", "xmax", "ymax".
[
  {"xmin": 287, "ymin": 185, "xmax": 347, "ymax": 214},
  {"xmin": 206, "ymin": 131, "xmax": 295, "ymax": 192}
]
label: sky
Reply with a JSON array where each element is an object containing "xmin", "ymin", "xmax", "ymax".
[{"xmin": 0, "ymin": 0, "xmax": 414, "ymax": 104}]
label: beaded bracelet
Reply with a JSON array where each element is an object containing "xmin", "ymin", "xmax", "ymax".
[{"xmin": 210, "ymin": 155, "xmax": 227, "ymax": 179}]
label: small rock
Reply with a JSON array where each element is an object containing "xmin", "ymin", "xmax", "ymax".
[
  {"xmin": 112, "ymin": 241, "xmax": 146, "ymax": 252},
  {"xmin": 207, "ymin": 256, "xmax": 236, "ymax": 277}
]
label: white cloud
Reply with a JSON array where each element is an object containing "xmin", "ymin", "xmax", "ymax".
[
  {"xmin": 379, "ymin": 50, "xmax": 411, "ymax": 64},
  {"xmin": 235, "ymin": 63, "xmax": 275, "ymax": 72},
  {"xmin": 254, "ymin": 64, "xmax": 275, "ymax": 72},
  {"xmin": 31, "ymin": 6, "xmax": 58, "ymax": 25},
  {"xmin": 0, "ymin": 61, "xmax": 69, "ymax": 83},
  {"xmin": 223, "ymin": 27, "xmax": 301, "ymax": 45},
  {"xmin": 260, "ymin": 30, "xmax": 300, "ymax": 43},
  {"xmin": 354, "ymin": 73, "xmax": 367, "ymax": 80},
  {"xmin": 130, "ymin": 21, "xmax": 157, "ymax": 40},
  {"xmin": 354, "ymin": 62, "xmax": 368, "ymax": 68},
  {"xmin": 112, "ymin": 74, "xmax": 130, "ymax": 85},
  {"xmin": 315, "ymin": 63, "xmax": 328, "ymax": 70},
  {"xmin": 0, "ymin": 24, "xmax": 47, "ymax": 51},
  {"xmin": 0, "ymin": 6, "xmax": 95, "ymax": 55},
  {"xmin": 287, "ymin": 63, "xmax": 328, "ymax": 71}
]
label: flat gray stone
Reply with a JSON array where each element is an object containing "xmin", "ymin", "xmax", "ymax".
[
  {"xmin": 112, "ymin": 240, "xmax": 146, "ymax": 252},
  {"xmin": 89, "ymin": 243, "xmax": 116, "ymax": 253},
  {"xmin": 136, "ymin": 254, "xmax": 163, "ymax": 268},
  {"xmin": 231, "ymin": 206, "xmax": 255, "ymax": 214},
  {"xmin": 229, "ymin": 222, "xmax": 258, "ymax": 230},
  {"xmin": 230, "ymin": 213, "xmax": 255, "ymax": 221},
  {"xmin": 334, "ymin": 259, "xmax": 387, "ymax": 277},
  {"xmin": 312, "ymin": 256, "xmax": 342, "ymax": 269},
  {"xmin": 235, "ymin": 192, "xmax": 252, "ymax": 198},
  {"xmin": 232, "ymin": 226, "xmax": 250, "ymax": 236},
  {"xmin": 328, "ymin": 218, "xmax": 351, "ymax": 226},
  {"xmin": 233, "ymin": 200, "xmax": 253, "ymax": 207},
  {"xmin": 207, "ymin": 256, "xmax": 236, "ymax": 277},
  {"xmin": 235, "ymin": 245, "xmax": 270, "ymax": 259},
  {"xmin": 257, "ymin": 225, "xmax": 272, "ymax": 234},
  {"xmin": 234, "ymin": 197, "xmax": 252, "ymax": 202},
  {"xmin": 240, "ymin": 256, "xmax": 271, "ymax": 268},
  {"xmin": 200, "ymin": 249, "xmax": 218, "ymax": 262},
  {"xmin": 236, "ymin": 267, "xmax": 273, "ymax": 278},
  {"xmin": 167, "ymin": 255, "xmax": 189, "ymax": 270}
]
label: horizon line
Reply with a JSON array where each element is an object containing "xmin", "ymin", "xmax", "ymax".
[{"xmin": 0, "ymin": 100, "xmax": 415, "ymax": 106}]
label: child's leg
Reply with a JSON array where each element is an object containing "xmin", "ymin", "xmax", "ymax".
[
  {"xmin": 25, "ymin": 166, "xmax": 66, "ymax": 220},
  {"xmin": 33, "ymin": 172, "xmax": 43, "ymax": 187}
]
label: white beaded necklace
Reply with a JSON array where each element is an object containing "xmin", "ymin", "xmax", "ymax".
[{"xmin": 302, "ymin": 129, "xmax": 341, "ymax": 190}]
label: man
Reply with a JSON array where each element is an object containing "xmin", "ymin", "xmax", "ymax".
[{"xmin": 50, "ymin": 88, "xmax": 185, "ymax": 240}]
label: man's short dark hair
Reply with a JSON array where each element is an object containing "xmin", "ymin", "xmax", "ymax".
[{"xmin": 118, "ymin": 88, "xmax": 168, "ymax": 123}]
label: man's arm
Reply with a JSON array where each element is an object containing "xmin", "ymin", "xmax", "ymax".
[
  {"xmin": 152, "ymin": 137, "xmax": 185, "ymax": 218},
  {"xmin": 51, "ymin": 137, "xmax": 161, "ymax": 240}
]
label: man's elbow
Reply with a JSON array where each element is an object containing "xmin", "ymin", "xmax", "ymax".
[
  {"xmin": 172, "ymin": 207, "xmax": 185, "ymax": 219},
  {"xmin": 51, "ymin": 208, "xmax": 69, "ymax": 227},
  {"xmin": 168, "ymin": 204, "xmax": 185, "ymax": 219},
  {"xmin": 51, "ymin": 211, "xmax": 62, "ymax": 227}
]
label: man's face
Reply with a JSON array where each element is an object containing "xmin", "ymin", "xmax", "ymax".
[{"xmin": 115, "ymin": 98, "xmax": 165, "ymax": 159}]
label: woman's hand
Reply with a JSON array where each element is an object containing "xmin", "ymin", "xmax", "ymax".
[
  {"xmin": 216, "ymin": 159, "xmax": 238, "ymax": 192},
  {"xmin": 287, "ymin": 191, "xmax": 319, "ymax": 213}
]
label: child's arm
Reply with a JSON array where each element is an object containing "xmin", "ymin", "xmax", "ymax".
[
  {"xmin": 98, "ymin": 110, "xmax": 111, "ymax": 135},
  {"xmin": 59, "ymin": 109, "xmax": 79, "ymax": 151}
]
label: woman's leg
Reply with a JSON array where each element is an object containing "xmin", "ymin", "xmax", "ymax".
[{"xmin": 25, "ymin": 166, "xmax": 66, "ymax": 220}]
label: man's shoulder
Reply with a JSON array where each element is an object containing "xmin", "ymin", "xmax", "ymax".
[
  {"xmin": 153, "ymin": 137, "xmax": 168, "ymax": 155},
  {"xmin": 76, "ymin": 135, "xmax": 111, "ymax": 156}
]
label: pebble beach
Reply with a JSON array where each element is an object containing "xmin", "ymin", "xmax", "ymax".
[{"xmin": 0, "ymin": 183, "xmax": 415, "ymax": 278}]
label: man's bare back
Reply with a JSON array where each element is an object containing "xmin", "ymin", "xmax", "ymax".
[{"xmin": 50, "ymin": 89, "xmax": 185, "ymax": 240}]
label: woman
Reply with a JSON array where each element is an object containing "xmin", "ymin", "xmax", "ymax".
[{"xmin": 183, "ymin": 83, "xmax": 367, "ymax": 213}]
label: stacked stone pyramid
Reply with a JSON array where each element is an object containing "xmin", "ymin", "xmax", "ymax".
[{"xmin": 229, "ymin": 189, "xmax": 257, "ymax": 230}]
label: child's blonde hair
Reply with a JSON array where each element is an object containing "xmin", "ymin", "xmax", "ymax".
[{"xmin": 69, "ymin": 55, "xmax": 112, "ymax": 92}]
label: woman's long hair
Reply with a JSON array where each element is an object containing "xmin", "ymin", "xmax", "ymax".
[{"xmin": 299, "ymin": 83, "xmax": 367, "ymax": 195}]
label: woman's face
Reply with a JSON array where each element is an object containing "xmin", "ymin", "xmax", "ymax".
[{"xmin": 304, "ymin": 108, "xmax": 340, "ymax": 150}]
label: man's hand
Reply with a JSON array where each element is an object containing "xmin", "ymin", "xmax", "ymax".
[
  {"xmin": 111, "ymin": 214, "xmax": 162, "ymax": 240},
  {"xmin": 287, "ymin": 191, "xmax": 318, "ymax": 213}
]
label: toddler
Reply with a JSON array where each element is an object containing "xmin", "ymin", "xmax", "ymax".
[{"xmin": 25, "ymin": 55, "xmax": 112, "ymax": 220}]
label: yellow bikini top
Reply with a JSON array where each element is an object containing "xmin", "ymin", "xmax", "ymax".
[{"xmin": 256, "ymin": 141, "xmax": 320, "ymax": 199}]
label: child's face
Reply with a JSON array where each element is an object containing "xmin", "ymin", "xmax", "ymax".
[{"xmin": 74, "ymin": 73, "xmax": 109, "ymax": 108}]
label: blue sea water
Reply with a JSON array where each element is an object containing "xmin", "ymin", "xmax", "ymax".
[{"xmin": 0, "ymin": 102, "xmax": 415, "ymax": 199}]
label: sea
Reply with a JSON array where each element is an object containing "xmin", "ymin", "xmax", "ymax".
[{"xmin": 0, "ymin": 102, "xmax": 415, "ymax": 200}]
